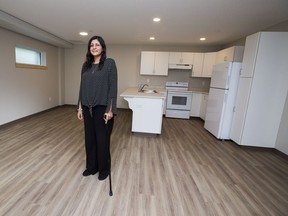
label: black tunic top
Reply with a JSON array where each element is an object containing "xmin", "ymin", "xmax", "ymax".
[{"xmin": 78, "ymin": 58, "xmax": 117, "ymax": 114}]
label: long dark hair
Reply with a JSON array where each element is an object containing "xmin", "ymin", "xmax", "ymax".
[{"xmin": 82, "ymin": 35, "xmax": 107, "ymax": 72}]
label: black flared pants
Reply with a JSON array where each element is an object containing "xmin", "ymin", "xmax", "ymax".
[{"xmin": 82, "ymin": 105, "xmax": 114, "ymax": 175}]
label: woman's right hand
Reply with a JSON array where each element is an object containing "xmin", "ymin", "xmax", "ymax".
[{"xmin": 77, "ymin": 109, "xmax": 83, "ymax": 120}]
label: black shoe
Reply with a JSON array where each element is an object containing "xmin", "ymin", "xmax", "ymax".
[
  {"xmin": 98, "ymin": 172, "xmax": 109, "ymax": 181},
  {"xmin": 82, "ymin": 169, "xmax": 97, "ymax": 176}
]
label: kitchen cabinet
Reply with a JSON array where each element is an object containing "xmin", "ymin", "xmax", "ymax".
[
  {"xmin": 202, "ymin": 52, "xmax": 217, "ymax": 77},
  {"xmin": 230, "ymin": 32, "xmax": 288, "ymax": 148},
  {"xmin": 240, "ymin": 33, "xmax": 259, "ymax": 77},
  {"xmin": 190, "ymin": 92, "xmax": 202, "ymax": 117},
  {"xmin": 140, "ymin": 51, "xmax": 169, "ymax": 76},
  {"xmin": 169, "ymin": 52, "xmax": 194, "ymax": 64},
  {"xmin": 190, "ymin": 92, "xmax": 208, "ymax": 119},
  {"xmin": 191, "ymin": 52, "xmax": 216, "ymax": 78},
  {"xmin": 191, "ymin": 53, "xmax": 204, "ymax": 77},
  {"xmin": 120, "ymin": 88, "xmax": 166, "ymax": 134},
  {"xmin": 215, "ymin": 46, "xmax": 244, "ymax": 64},
  {"xmin": 129, "ymin": 97, "xmax": 164, "ymax": 134},
  {"xmin": 199, "ymin": 93, "xmax": 208, "ymax": 120}
]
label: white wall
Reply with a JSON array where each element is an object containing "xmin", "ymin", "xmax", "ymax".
[
  {"xmin": 275, "ymin": 93, "xmax": 288, "ymax": 155},
  {"xmin": 0, "ymin": 28, "xmax": 63, "ymax": 125}
]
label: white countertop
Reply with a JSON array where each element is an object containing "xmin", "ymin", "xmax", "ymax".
[
  {"xmin": 120, "ymin": 87, "xmax": 166, "ymax": 99},
  {"xmin": 120, "ymin": 87, "xmax": 209, "ymax": 99}
]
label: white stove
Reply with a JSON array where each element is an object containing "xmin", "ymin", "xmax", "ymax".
[{"xmin": 165, "ymin": 82, "xmax": 192, "ymax": 119}]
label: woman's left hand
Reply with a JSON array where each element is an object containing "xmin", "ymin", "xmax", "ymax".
[{"xmin": 104, "ymin": 111, "xmax": 113, "ymax": 124}]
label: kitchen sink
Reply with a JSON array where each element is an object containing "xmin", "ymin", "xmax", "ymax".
[{"xmin": 140, "ymin": 89, "xmax": 158, "ymax": 93}]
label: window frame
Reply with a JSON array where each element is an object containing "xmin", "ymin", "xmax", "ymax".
[{"xmin": 15, "ymin": 46, "xmax": 47, "ymax": 70}]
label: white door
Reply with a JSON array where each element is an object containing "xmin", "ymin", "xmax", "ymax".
[
  {"xmin": 210, "ymin": 62, "xmax": 231, "ymax": 89},
  {"xmin": 230, "ymin": 78, "xmax": 252, "ymax": 144},
  {"xmin": 204, "ymin": 88, "xmax": 227, "ymax": 139}
]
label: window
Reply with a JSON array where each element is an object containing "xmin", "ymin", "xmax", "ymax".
[{"xmin": 15, "ymin": 46, "xmax": 47, "ymax": 69}]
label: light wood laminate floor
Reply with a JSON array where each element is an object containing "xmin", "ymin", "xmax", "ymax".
[{"xmin": 0, "ymin": 106, "xmax": 287, "ymax": 216}]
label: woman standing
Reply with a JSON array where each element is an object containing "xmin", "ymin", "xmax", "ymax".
[{"xmin": 77, "ymin": 35, "xmax": 117, "ymax": 181}]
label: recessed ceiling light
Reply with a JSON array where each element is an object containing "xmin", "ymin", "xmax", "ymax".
[
  {"xmin": 79, "ymin": 32, "xmax": 88, "ymax": 36},
  {"xmin": 149, "ymin": 37, "xmax": 155, "ymax": 40},
  {"xmin": 153, "ymin": 17, "xmax": 161, "ymax": 22},
  {"xmin": 200, "ymin": 37, "xmax": 206, "ymax": 41}
]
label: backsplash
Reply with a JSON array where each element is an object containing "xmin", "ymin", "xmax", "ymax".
[
  {"xmin": 189, "ymin": 77, "xmax": 211, "ymax": 91},
  {"xmin": 137, "ymin": 69, "xmax": 210, "ymax": 90}
]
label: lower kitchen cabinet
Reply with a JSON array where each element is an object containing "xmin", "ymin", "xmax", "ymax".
[
  {"xmin": 199, "ymin": 93, "xmax": 208, "ymax": 120},
  {"xmin": 190, "ymin": 92, "xmax": 208, "ymax": 119},
  {"xmin": 190, "ymin": 93, "xmax": 202, "ymax": 117},
  {"xmin": 122, "ymin": 96, "xmax": 165, "ymax": 134}
]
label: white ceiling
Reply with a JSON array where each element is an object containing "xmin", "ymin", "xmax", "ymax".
[{"xmin": 1, "ymin": 0, "xmax": 288, "ymax": 47}]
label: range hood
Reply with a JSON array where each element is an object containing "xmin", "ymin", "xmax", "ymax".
[{"xmin": 168, "ymin": 63, "xmax": 193, "ymax": 70}]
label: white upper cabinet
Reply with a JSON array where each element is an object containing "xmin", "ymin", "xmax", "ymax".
[
  {"xmin": 191, "ymin": 53, "xmax": 204, "ymax": 77},
  {"xmin": 240, "ymin": 33, "xmax": 260, "ymax": 77},
  {"xmin": 140, "ymin": 51, "xmax": 154, "ymax": 75},
  {"xmin": 191, "ymin": 52, "xmax": 216, "ymax": 78},
  {"xmin": 202, "ymin": 52, "xmax": 217, "ymax": 77},
  {"xmin": 169, "ymin": 52, "xmax": 194, "ymax": 64},
  {"xmin": 140, "ymin": 51, "xmax": 169, "ymax": 76},
  {"xmin": 215, "ymin": 46, "xmax": 244, "ymax": 64}
]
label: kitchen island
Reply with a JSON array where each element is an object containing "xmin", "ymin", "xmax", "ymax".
[{"xmin": 120, "ymin": 87, "xmax": 166, "ymax": 134}]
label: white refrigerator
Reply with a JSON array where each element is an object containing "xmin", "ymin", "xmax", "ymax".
[{"xmin": 204, "ymin": 62, "xmax": 241, "ymax": 139}]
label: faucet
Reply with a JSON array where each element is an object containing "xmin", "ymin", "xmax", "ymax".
[{"xmin": 138, "ymin": 84, "xmax": 149, "ymax": 92}]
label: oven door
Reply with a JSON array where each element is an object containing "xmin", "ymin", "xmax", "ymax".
[{"xmin": 166, "ymin": 90, "xmax": 192, "ymax": 110}]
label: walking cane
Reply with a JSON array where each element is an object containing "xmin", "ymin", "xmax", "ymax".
[
  {"xmin": 108, "ymin": 132, "xmax": 113, "ymax": 196},
  {"xmin": 108, "ymin": 150, "xmax": 113, "ymax": 196},
  {"xmin": 105, "ymin": 115, "xmax": 113, "ymax": 196}
]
